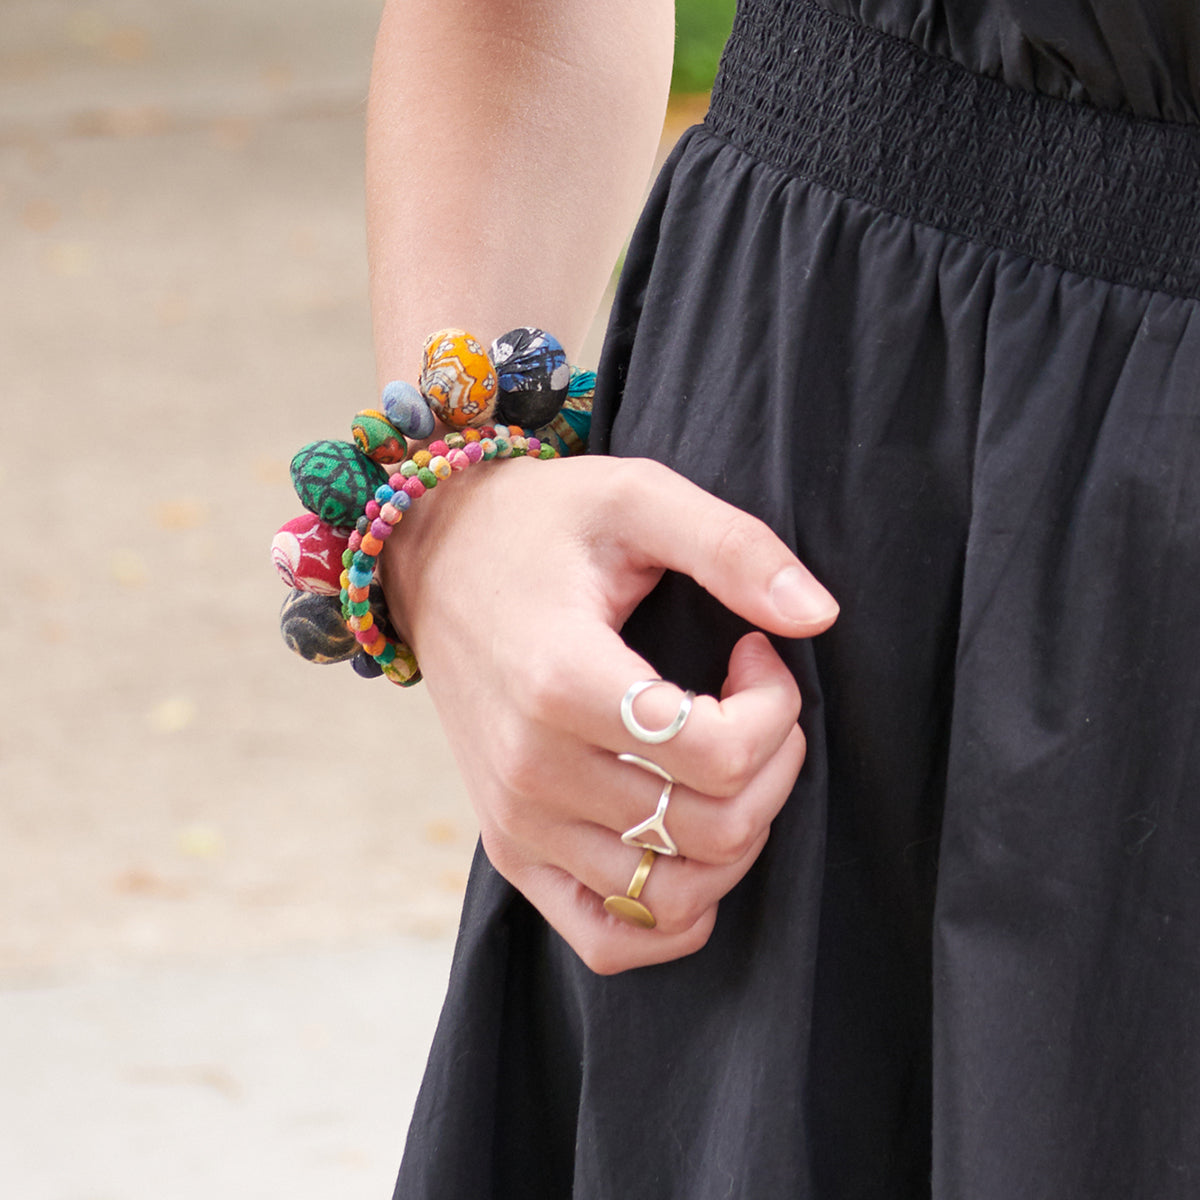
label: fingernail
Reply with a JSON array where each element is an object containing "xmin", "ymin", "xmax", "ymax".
[{"xmin": 769, "ymin": 565, "xmax": 838, "ymax": 626}]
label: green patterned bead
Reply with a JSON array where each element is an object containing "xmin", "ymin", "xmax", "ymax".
[
  {"xmin": 291, "ymin": 440, "xmax": 388, "ymax": 527},
  {"xmin": 417, "ymin": 467, "xmax": 437, "ymax": 488}
]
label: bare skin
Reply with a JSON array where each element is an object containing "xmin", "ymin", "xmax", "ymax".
[{"xmin": 368, "ymin": 0, "xmax": 838, "ymax": 974}]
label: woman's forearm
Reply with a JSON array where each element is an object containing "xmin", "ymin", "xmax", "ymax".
[{"xmin": 366, "ymin": 0, "xmax": 675, "ymax": 383}]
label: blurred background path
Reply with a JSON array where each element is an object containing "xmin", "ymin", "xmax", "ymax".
[{"xmin": 0, "ymin": 1, "xmax": 727, "ymax": 1196}]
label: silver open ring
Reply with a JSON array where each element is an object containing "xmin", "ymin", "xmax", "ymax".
[
  {"xmin": 620, "ymin": 680, "xmax": 695, "ymax": 745},
  {"xmin": 617, "ymin": 752, "xmax": 679, "ymax": 857}
]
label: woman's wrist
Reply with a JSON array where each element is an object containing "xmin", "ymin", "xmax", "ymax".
[{"xmin": 273, "ymin": 326, "xmax": 593, "ymax": 683}]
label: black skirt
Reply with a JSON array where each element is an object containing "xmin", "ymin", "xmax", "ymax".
[{"xmin": 396, "ymin": 4, "xmax": 1200, "ymax": 1197}]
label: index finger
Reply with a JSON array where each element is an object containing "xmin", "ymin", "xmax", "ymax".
[{"xmin": 515, "ymin": 622, "xmax": 802, "ymax": 798}]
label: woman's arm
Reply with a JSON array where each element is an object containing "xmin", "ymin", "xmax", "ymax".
[
  {"xmin": 367, "ymin": 0, "xmax": 839, "ymax": 974},
  {"xmin": 367, "ymin": 0, "xmax": 675, "ymax": 374}
]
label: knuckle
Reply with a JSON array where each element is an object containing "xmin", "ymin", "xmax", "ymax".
[
  {"xmin": 489, "ymin": 716, "xmax": 548, "ymax": 802},
  {"xmin": 510, "ymin": 647, "xmax": 570, "ymax": 726},
  {"xmin": 790, "ymin": 724, "xmax": 808, "ymax": 768},
  {"xmin": 478, "ymin": 827, "xmax": 523, "ymax": 883},
  {"xmin": 575, "ymin": 934, "xmax": 632, "ymax": 977},
  {"xmin": 604, "ymin": 457, "xmax": 672, "ymax": 526},
  {"xmin": 703, "ymin": 807, "xmax": 762, "ymax": 866},
  {"xmin": 485, "ymin": 751, "xmax": 542, "ymax": 841},
  {"xmin": 655, "ymin": 899, "xmax": 719, "ymax": 947},
  {"xmin": 693, "ymin": 731, "xmax": 756, "ymax": 796},
  {"xmin": 486, "ymin": 788, "xmax": 526, "ymax": 841},
  {"xmin": 650, "ymin": 879, "xmax": 716, "ymax": 935},
  {"xmin": 493, "ymin": 743, "xmax": 544, "ymax": 804}
]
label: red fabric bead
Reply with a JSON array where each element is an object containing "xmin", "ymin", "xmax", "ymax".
[{"xmin": 270, "ymin": 513, "xmax": 350, "ymax": 596}]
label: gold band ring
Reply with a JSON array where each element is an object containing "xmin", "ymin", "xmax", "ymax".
[{"xmin": 603, "ymin": 848, "xmax": 659, "ymax": 929}]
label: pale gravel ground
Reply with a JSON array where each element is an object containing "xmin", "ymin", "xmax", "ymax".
[
  {"xmin": 1, "ymin": 0, "xmax": 485, "ymax": 983},
  {"xmin": 0, "ymin": 4, "xmax": 691, "ymax": 1195},
  {"xmin": 1, "ymin": 4, "xmax": 472, "ymax": 1196}
]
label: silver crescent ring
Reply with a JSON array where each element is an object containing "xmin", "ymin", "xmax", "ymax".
[{"xmin": 620, "ymin": 679, "xmax": 695, "ymax": 745}]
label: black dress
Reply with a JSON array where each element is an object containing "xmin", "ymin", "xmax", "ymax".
[{"xmin": 395, "ymin": 3, "xmax": 1200, "ymax": 1196}]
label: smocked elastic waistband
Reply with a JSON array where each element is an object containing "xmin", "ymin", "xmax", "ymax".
[{"xmin": 705, "ymin": 1, "xmax": 1200, "ymax": 298}]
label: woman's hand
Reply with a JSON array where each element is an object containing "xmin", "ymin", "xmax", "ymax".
[{"xmin": 380, "ymin": 455, "xmax": 837, "ymax": 974}]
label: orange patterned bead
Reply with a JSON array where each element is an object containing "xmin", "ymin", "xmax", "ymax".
[
  {"xmin": 420, "ymin": 328, "xmax": 498, "ymax": 428},
  {"xmin": 361, "ymin": 533, "xmax": 383, "ymax": 556}
]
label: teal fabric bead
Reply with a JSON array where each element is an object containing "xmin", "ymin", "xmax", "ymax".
[
  {"xmin": 568, "ymin": 367, "xmax": 596, "ymax": 397},
  {"xmin": 291, "ymin": 440, "xmax": 388, "ymax": 527}
]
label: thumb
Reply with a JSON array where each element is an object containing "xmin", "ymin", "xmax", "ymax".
[{"xmin": 613, "ymin": 459, "xmax": 839, "ymax": 638}]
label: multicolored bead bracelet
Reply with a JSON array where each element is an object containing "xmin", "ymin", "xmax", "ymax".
[{"xmin": 272, "ymin": 327, "xmax": 595, "ymax": 685}]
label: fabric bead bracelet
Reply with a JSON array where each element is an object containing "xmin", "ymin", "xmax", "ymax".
[{"xmin": 272, "ymin": 326, "xmax": 595, "ymax": 685}]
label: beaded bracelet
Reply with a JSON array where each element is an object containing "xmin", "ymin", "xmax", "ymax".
[{"xmin": 272, "ymin": 327, "xmax": 594, "ymax": 685}]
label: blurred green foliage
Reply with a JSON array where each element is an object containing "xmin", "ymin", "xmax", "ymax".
[{"xmin": 673, "ymin": 0, "xmax": 737, "ymax": 93}]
